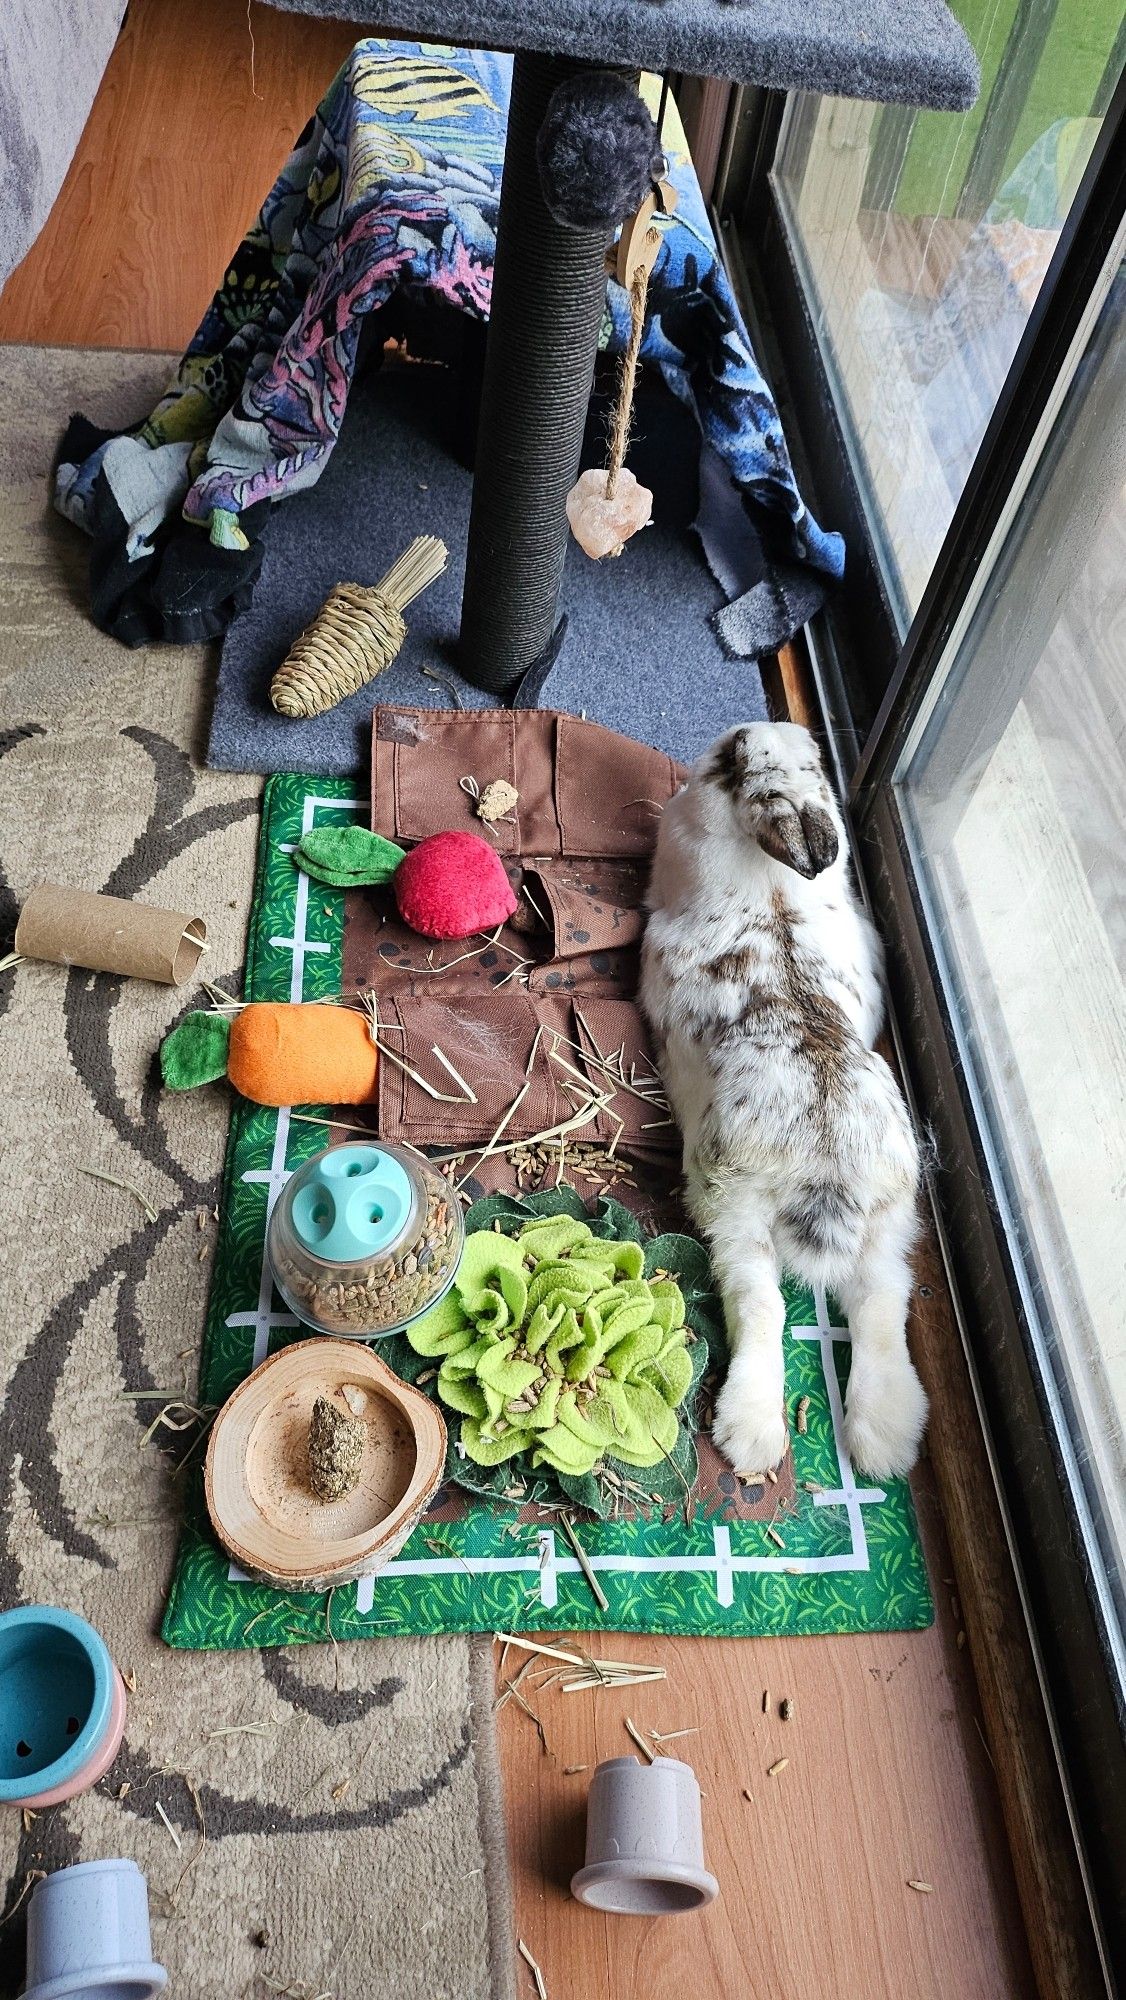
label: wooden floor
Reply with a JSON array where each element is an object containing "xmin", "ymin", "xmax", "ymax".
[
  {"xmin": 499, "ymin": 1472, "xmax": 1035, "ymax": 2000},
  {"xmin": 0, "ymin": 7, "xmax": 1038, "ymax": 1996},
  {"xmin": 0, "ymin": 0, "xmax": 359, "ymax": 352}
]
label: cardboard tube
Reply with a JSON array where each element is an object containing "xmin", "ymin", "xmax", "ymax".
[{"xmin": 14, "ymin": 884, "xmax": 208, "ymax": 986}]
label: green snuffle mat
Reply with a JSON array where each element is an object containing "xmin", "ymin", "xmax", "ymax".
[{"xmin": 161, "ymin": 774, "xmax": 932, "ymax": 1648}]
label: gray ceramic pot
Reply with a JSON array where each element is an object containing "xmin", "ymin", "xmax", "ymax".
[
  {"xmin": 22, "ymin": 1857, "xmax": 167, "ymax": 2000},
  {"xmin": 571, "ymin": 1755, "xmax": 719, "ymax": 1915}
]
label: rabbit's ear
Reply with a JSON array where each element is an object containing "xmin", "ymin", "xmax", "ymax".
[
  {"xmin": 757, "ymin": 798, "xmax": 838, "ymax": 878},
  {"xmin": 800, "ymin": 804, "xmax": 839, "ymax": 875}
]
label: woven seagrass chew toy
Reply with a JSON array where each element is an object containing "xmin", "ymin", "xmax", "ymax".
[{"xmin": 270, "ymin": 536, "xmax": 447, "ymax": 719}]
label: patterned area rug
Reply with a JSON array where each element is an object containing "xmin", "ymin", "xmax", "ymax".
[{"xmin": 0, "ymin": 346, "xmax": 513, "ymax": 2000}]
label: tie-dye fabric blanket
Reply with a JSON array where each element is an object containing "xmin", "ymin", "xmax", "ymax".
[{"xmin": 55, "ymin": 40, "xmax": 843, "ymax": 649}]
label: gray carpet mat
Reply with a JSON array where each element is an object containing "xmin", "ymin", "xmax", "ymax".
[
  {"xmin": 209, "ymin": 360, "xmax": 768, "ymax": 775},
  {"xmin": 265, "ymin": 0, "xmax": 979, "ymax": 112}
]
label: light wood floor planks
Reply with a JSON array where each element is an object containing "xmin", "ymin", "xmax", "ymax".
[
  {"xmin": 499, "ymin": 1454, "xmax": 1036, "ymax": 2000},
  {"xmin": 1, "ymin": 12, "xmax": 1040, "ymax": 1996},
  {"xmin": 0, "ymin": 0, "xmax": 359, "ymax": 352}
]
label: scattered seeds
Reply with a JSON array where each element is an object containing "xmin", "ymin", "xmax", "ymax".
[
  {"xmin": 563, "ymin": 1764, "xmax": 588, "ymax": 1776},
  {"xmin": 762, "ymin": 1688, "xmax": 770, "ymax": 1714},
  {"xmin": 741, "ymin": 1788, "xmax": 754, "ymax": 1803},
  {"xmin": 122, "ymin": 1667, "xmax": 137, "ymax": 1693},
  {"xmin": 779, "ymin": 1698, "xmax": 793, "ymax": 1722},
  {"xmin": 117, "ymin": 1782, "xmax": 132, "ymax": 1800},
  {"xmin": 956, "ymin": 1629, "xmax": 967, "ymax": 1650},
  {"xmin": 795, "ymin": 1395, "xmax": 810, "ymax": 1434},
  {"xmin": 331, "ymin": 1779, "xmax": 351, "ymax": 1802},
  {"xmin": 907, "ymin": 1880, "xmax": 934, "ymax": 1895},
  {"xmin": 765, "ymin": 1467, "xmax": 777, "ymax": 1485},
  {"xmin": 767, "ymin": 1758, "xmax": 789, "ymax": 1777}
]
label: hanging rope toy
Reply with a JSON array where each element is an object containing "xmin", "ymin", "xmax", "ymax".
[
  {"xmin": 270, "ymin": 535, "xmax": 448, "ymax": 718},
  {"xmin": 565, "ymin": 179, "xmax": 677, "ymax": 561}
]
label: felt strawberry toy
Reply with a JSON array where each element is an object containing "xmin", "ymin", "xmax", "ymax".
[{"xmin": 293, "ymin": 825, "xmax": 517, "ymax": 940}]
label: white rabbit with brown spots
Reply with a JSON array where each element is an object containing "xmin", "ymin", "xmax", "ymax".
[{"xmin": 640, "ymin": 721, "xmax": 927, "ymax": 1479}]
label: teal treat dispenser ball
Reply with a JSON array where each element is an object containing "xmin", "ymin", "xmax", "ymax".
[
  {"xmin": 267, "ymin": 1139, "xmax": 463, "ymax": 1340},
  {"xmin": 290, "ymin": 1145, "xmax": 414, "ymax": 1264}
]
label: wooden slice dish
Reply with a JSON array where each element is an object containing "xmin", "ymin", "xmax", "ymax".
[{"xmin": 205, "ymin": 1339, "xmax": 446, "ymax": 1592}]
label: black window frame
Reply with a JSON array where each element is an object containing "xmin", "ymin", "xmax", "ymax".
[{"xmin": 716, "ymin": 60, "xmax": 1126, "ymax": 1991}]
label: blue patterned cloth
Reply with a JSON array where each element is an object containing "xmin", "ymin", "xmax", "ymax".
[{"xmin": 55, "ymin": 41, "xmax": 842, "ymax": 646}]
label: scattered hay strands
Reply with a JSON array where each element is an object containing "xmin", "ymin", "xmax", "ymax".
[
  {"xmin": 81, "ymin": 1165, "xmax": 159, "ymax": 1222},
  {"xmin": 0, "ymin": 1870, "xmax": 46, "ymax": 1927},
  {"xmin": 167, "ymin": 1774, "xmax": 207, "ymax": 1911},
  {"xmin": 518, "ymin": 1938, "xmax": 549, "ymax": 2000},
  {"xmin": 204, "ymin": 1720, "xmax": 285, "ymax": 1742},
  {"xmin": 493, "ymin": 1632, "xmax": 666, "ymax": 1692},
  {"xmin": 558, "ymin": 1514, "xmax": 609, "ymax": 1613},
  {"xmin": 500, "ymin": 1678, "xmax": 551, "ymax": 1756},
  {"xmin": 123, "ymin": 1393, "xmax": 218, "ymax": 1455},
  {"xmin": 624, "ymin": 1716, "xmax": 657, "ymax": 1762},
  {"xmin": 155, "ymin": 1800, "xmax": 182, "ymax": 1851},
  {"xmin": 561, "ymin": 1666, "xmax": 665, "ymax": 1693}
]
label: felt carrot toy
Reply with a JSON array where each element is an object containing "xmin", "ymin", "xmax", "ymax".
[{"xmin": 161, "ymin": 1002, "xmax": 378, "ymax": 1108}]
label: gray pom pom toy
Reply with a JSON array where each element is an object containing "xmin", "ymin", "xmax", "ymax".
[{"xmin": 537, "ymin": 71, "xmax": 665, "ymax": 234}]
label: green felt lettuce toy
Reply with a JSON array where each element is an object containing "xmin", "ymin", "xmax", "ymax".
[{"xmin": 387, "ymin": 1187, "xmax": 723, "ymax": 1518}]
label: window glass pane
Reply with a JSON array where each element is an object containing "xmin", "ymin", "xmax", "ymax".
[
  {"xmin": 896, "ymin": 262, "xmax": 1126, "ymax": 1662},
  {"xmin": 772, "ymin": 2, "xmax": 1121, "ymax": 626}
]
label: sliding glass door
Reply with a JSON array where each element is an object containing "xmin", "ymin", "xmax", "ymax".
[
  {"xmin": 716, "ymin": 19, "xmax": 1126, "ymax": 1983},
  {"xmin": 896, "ymin": 256, "xmax": 1126, "ymax": 1671}
]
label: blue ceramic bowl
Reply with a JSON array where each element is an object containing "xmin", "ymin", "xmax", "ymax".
[{"xmin": 0, "ymin": 1605, "xmax": 124, "ymax": 1807}]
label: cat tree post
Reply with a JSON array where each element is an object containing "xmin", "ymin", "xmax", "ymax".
[
  {"xmin": 362, "ymin": 0, "xmax": 978, "ymax": 697},
  {"xmin": 458, "ymin": 50, "xmax": 632, "ymax": 697}
]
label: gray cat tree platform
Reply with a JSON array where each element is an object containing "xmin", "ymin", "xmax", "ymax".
[{"xmin": 266, "ymin": 0, "xmax": 979, "ymax": 695}]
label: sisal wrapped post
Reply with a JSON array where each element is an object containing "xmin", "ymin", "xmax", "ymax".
[{"xmin": 270, "ymin": 536, "xmax": 447, "ymax": 720}]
